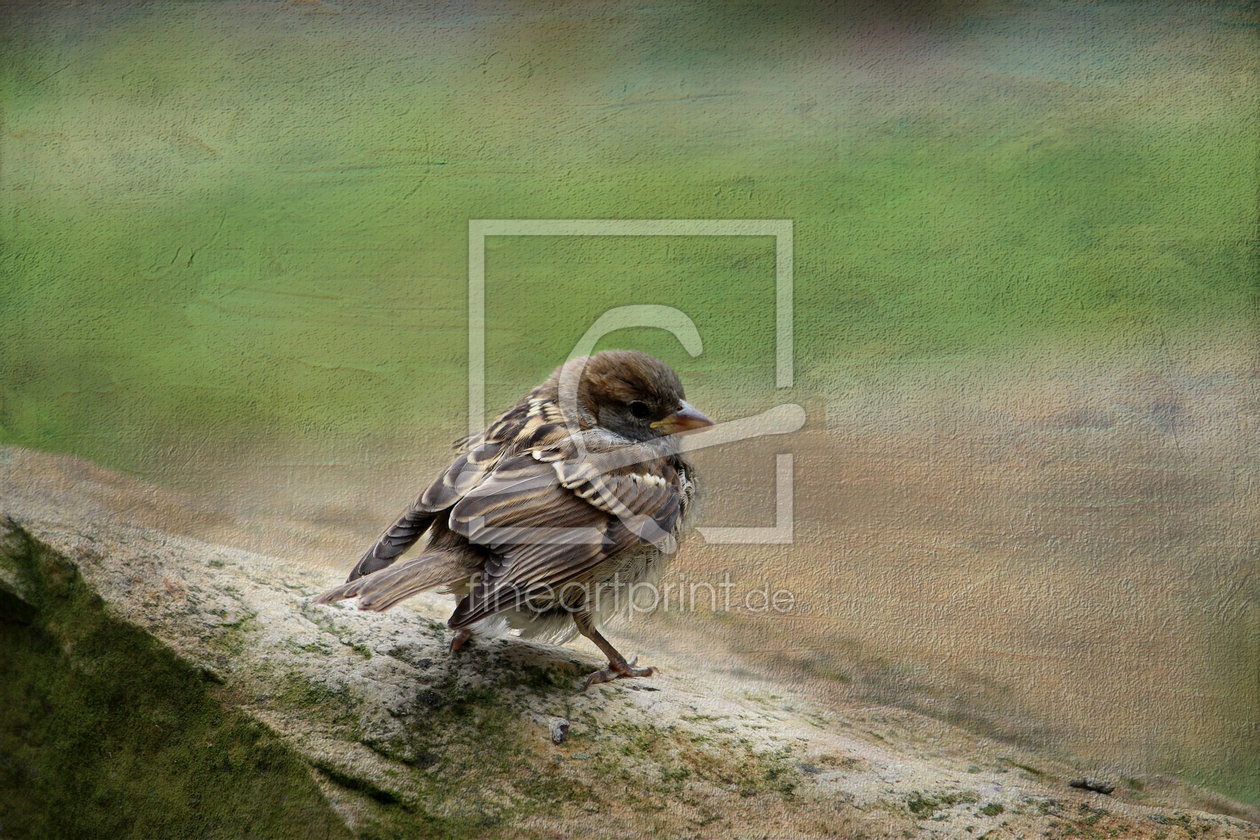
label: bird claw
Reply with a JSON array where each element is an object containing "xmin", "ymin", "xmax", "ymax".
[
  {"xmin": 449, "ymin": 628, "xmax": 472, "ymax": 653},
  {"xmin": 582, "ymin": 656, "xmax": 655, "ymax": 690}
]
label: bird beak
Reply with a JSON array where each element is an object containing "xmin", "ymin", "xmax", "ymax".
[{"xmin": 651, "ymin": 401, "xmax": 714, "ymax": 435}]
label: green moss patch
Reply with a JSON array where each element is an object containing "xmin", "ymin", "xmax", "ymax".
[
  {"xmin": 0, "ymin": 522, "xmax": 350, "ymax": 840},
  {"xmin": 906, "ymin": 789, "xmax": 980, "ymax": 818}
]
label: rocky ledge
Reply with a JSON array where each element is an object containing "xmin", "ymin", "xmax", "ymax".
[{"xmin": 0, "ymin": 446, "xmax": 1255, "ymax": 839}]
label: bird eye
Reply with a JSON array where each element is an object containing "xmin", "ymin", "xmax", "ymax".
[{"xmin": 628, "ymin": 400, "xmax": 651, "ymax": 419}]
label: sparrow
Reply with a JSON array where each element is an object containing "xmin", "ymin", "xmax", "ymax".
[{"xmin": 314, "ymin": 350, "xmax": 712, "ymax": 689}]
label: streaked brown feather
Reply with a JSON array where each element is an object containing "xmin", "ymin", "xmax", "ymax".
[
  {"xmin": 315, "ymin": 350, "xmax": 703, "ymax": 666},
  {"xmin": 354, "ymin": 550, "xmax": 477, "ymax": 612},
  {"xmin": 442, "ymin": 433, "xmax": 685, "ymax": 629}
]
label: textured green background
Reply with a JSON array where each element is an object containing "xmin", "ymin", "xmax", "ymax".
[
  {"xmin": 2, "ymin": 0, "xmax": 1253, "ymax": 468},
  {"xmin": 2, "ymin": 0, "xmax": 1256, "ymax": 808}
]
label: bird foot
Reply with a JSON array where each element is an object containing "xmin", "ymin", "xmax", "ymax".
[
  {"xmin": 449, "ymin": 628, "xmax": 472, "ymax": 653},
  {"xmin": 582, "ymin": 655, "xmax": 654, "ymax": 690}
]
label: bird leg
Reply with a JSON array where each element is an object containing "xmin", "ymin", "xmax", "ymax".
[
  {"xmin": 574, "ymin": 610, "xmax": 654, "ymax": 689},
  {"xmin": 449, "ymin": 628, "xmax": 473, "ymax": 653}
]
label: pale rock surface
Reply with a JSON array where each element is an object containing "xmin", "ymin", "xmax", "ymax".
[{"xmin": 1, "ymin": 446, "xmax": 1255, "ymax": 839}]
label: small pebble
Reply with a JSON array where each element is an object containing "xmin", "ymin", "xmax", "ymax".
[{"xmin": 549, "ymin": 717, "xmax": 570, "ymax": 745}]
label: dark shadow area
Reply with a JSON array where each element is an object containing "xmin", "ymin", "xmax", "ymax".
[{"xmin": 0, "ymin": 522, "xmax": 351, "ymax": 840}]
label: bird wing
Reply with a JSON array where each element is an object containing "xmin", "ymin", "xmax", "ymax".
[
  {"xmin": 417, "ymin": 393, "xmax": 571, "ymax": 512},
  {"xmin": 344, "ymin": 399, "xmax": 542, "ymax": 580},
  {"xmin": 446, "ymin": 437, "xmax": 682, "ymax": 629}
]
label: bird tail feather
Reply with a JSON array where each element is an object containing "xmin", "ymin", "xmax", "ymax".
[
  {"xmin": 314, "ymin": 550, "xmax": 469, "ymax": 611},
  {"xmin": 345, "ymin": 508, "xmax": 437, "ymax": 582}
]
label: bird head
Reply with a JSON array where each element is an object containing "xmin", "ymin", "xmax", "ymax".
[{"xmin": 551, "ymin": 350, "xmax": 713, "ymax": 443}]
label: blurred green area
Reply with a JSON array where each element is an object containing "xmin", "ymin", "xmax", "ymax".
[{"xmin": 1, "ymin": 1, "xmax": 1254, "ymax": 475}]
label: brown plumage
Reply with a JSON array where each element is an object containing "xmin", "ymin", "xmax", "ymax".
[{"xmin": 314, "ymin": 350, "xmax": 711, "ymax": 688}]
